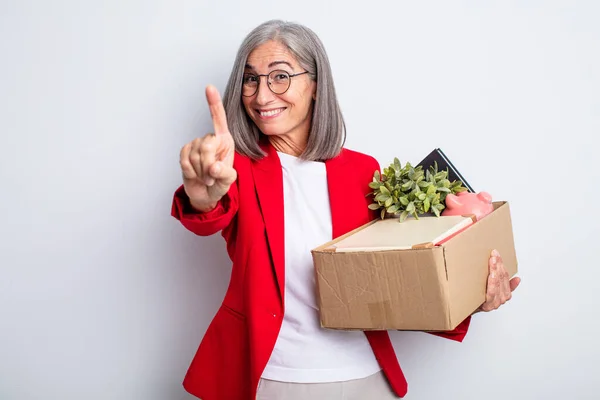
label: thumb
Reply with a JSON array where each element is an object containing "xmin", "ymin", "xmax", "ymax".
[
  {"xmin": 209, "ymin": 161, "xmax": 237, "ymax": 187},
  {"xmin": 509, "ymin": 277, "xmax": 521, "ymax": 292}
]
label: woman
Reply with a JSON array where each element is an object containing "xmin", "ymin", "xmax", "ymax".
[{"xmin": 172, "ymin": 19, "xmax": 520, "ymax": 400}]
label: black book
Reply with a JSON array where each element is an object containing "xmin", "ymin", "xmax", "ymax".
[{"xmin": 417, "ymin": 148, "xmax": 475, "ymax": 193}]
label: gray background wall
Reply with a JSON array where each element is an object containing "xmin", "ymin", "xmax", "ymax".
[{"xmin": 1, "ymin": 1, "xmax": 598, "ymax": 399}]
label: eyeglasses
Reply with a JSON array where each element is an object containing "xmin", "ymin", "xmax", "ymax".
[{"xmin": 242, "ymin": 70, "xmax": 310, "ymax": 97}]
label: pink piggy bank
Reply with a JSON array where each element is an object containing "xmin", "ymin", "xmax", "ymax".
[{"xmin": 442, "ymin": 191, "xmax": 494, "ymax": 221}]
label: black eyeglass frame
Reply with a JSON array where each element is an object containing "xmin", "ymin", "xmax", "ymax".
[{"xmin": 241, "ymin": 70, "xmax": 311, "ymax": 97}]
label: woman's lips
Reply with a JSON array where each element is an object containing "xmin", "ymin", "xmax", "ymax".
[{"xmin": 256, "ymin": 107, "xmax": 286, "ymax": 119}]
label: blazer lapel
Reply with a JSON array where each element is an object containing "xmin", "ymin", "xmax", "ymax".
[
  {"xmin": 325, "ymin": 149, "xmax": 349, "ymax": 239},
  {"xmin": 251, "ymin": 143, "xmax": 352, "ymax": 304},
  {"xmin": 252, "ymin": 142, "xmax": 285, "ymax": 304}
]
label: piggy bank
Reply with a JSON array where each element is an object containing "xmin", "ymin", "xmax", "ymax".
[{"xmin": 442, "ymin": 191, "xmax": 494, "ymax": 221}]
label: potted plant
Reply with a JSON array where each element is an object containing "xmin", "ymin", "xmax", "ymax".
[{"xmin": 368, "ymin": 158, "xmax": 468, "ymax": 222}]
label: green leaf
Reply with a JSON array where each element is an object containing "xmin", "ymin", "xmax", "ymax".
[
  {"xmin": 427, "ymin": 184, "xmax": 436, "ymax": 195},
  {"xmin": 380, "ymin": 208, "xmax": 386, "ymax": 220},
  {"xmin": 399, "ymin": 196, "xmax": 409, "ymax": 206},
  {"xmin": 406, "ymin": 202, "xmax": 416, "ymax": 213},
  {"xmin": 368, "ymin": 203, "xmax": 380, "ymax": 210},
  {"xmin": 432, "ymin": 206, "xmax": 441, "ymax": 217},
  {"xmin": 437, "ymin": 187, "xmax": 451, "ymax": 193},
  {"xmin": 394, "ymin": 157, "xmax": 401, "ymax": 170},
  {"xmin": 374, "ymin": 170, "xmax": 380, "ymax": 181},
  {"xmin": 380, "ymin": 186, "xmax": 390, "ymax": 195},
  {"xmin": 418, "ymin": 193, "xmax": 426, "ymax": 201},
  {"xmin": 387, "ymin": 204, "xmax": 399, "ymax": 214},
  {"xmin": 401, "ymin": 181, "xmax": 413, "ymax": 190},
  {"xmin": 384, "ymin": 197, "xmax": 393, "ymax": 207},
  {"xmin": 424, "ymin": 197, "xmax": 430, "ymax": 212},
  {"xmin": 418, "ymin": 181, "xmax": 429, "ymax": 188},
  {"xmin": 368, "ymin": 181, "xmax": 380, "ymax": 189},
  {"xmin": 375, "ymin": 193, "xmax": 390, "ymax": 202},
  {"xmin": 399, "ymin": 210, "xmax": 409, "ymax": 222}
]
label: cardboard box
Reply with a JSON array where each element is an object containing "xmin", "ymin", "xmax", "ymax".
[{"xmin": 311, "ymin": 201, "xmax": 518, "ymax": 331}]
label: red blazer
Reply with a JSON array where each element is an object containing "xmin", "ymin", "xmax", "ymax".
[{"xmin": 171, "ymin": 141, "xmax": 471, "ymax": 400}]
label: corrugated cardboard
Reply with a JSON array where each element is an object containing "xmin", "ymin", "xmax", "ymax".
[{"xmin": 311, "ymin": 201, "xmax": 518, "ymax": 331}]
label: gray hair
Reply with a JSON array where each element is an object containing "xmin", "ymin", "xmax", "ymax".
[{"xmin": 222, "ymin": 19, "xmax": 346, "ymax": 161}]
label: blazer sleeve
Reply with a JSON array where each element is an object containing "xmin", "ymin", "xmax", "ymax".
[
  {"xmin": 171, "ymin": 182, "xmax": 239, "ymax": 237},
  {"xmin": 427, "ymin": 316, "xmax": 471, "ymax": 342}
]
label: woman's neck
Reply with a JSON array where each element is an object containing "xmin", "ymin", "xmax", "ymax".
[{"xmin": 268, "ymin": 134, "xmax": 308, "ymax": 157}]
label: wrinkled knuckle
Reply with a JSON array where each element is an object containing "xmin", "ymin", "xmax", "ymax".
[
  {"xmin": 189, "ymin": 152, "xmax": 201, "ymax": 164},
  {"xmin": 180, "ymin": 159, "xmax": 191, "ymax": 170},
  {"xmin": 201, "ymin": 140, "xmax": 215, "ymax": 153}
]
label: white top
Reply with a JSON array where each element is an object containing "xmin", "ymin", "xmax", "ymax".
[{"xmin": 261, "ymin": 152, "xmax": 381, "ymax": 383}]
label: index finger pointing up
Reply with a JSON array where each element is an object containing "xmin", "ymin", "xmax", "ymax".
[{"xmin": 205, "ymin": 85, "xmax": 229, "ymax": 135}]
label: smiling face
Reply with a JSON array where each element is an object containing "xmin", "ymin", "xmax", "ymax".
[{"xmin": 242, "ymin": 40, "xmax": 316, "ymax": 147}]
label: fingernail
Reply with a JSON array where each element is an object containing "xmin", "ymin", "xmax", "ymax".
[
  {"xmin": 492, "ymin": 256, "xmax": 497, "ymax": 265},
  {"xmin": 492, "ymin": 249, "xmax": 499, "ymax": 257}
]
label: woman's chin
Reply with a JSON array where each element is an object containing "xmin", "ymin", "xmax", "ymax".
[{"xmin": 258, "ymin": 127, "xmax": 285, "ymax": 137}]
